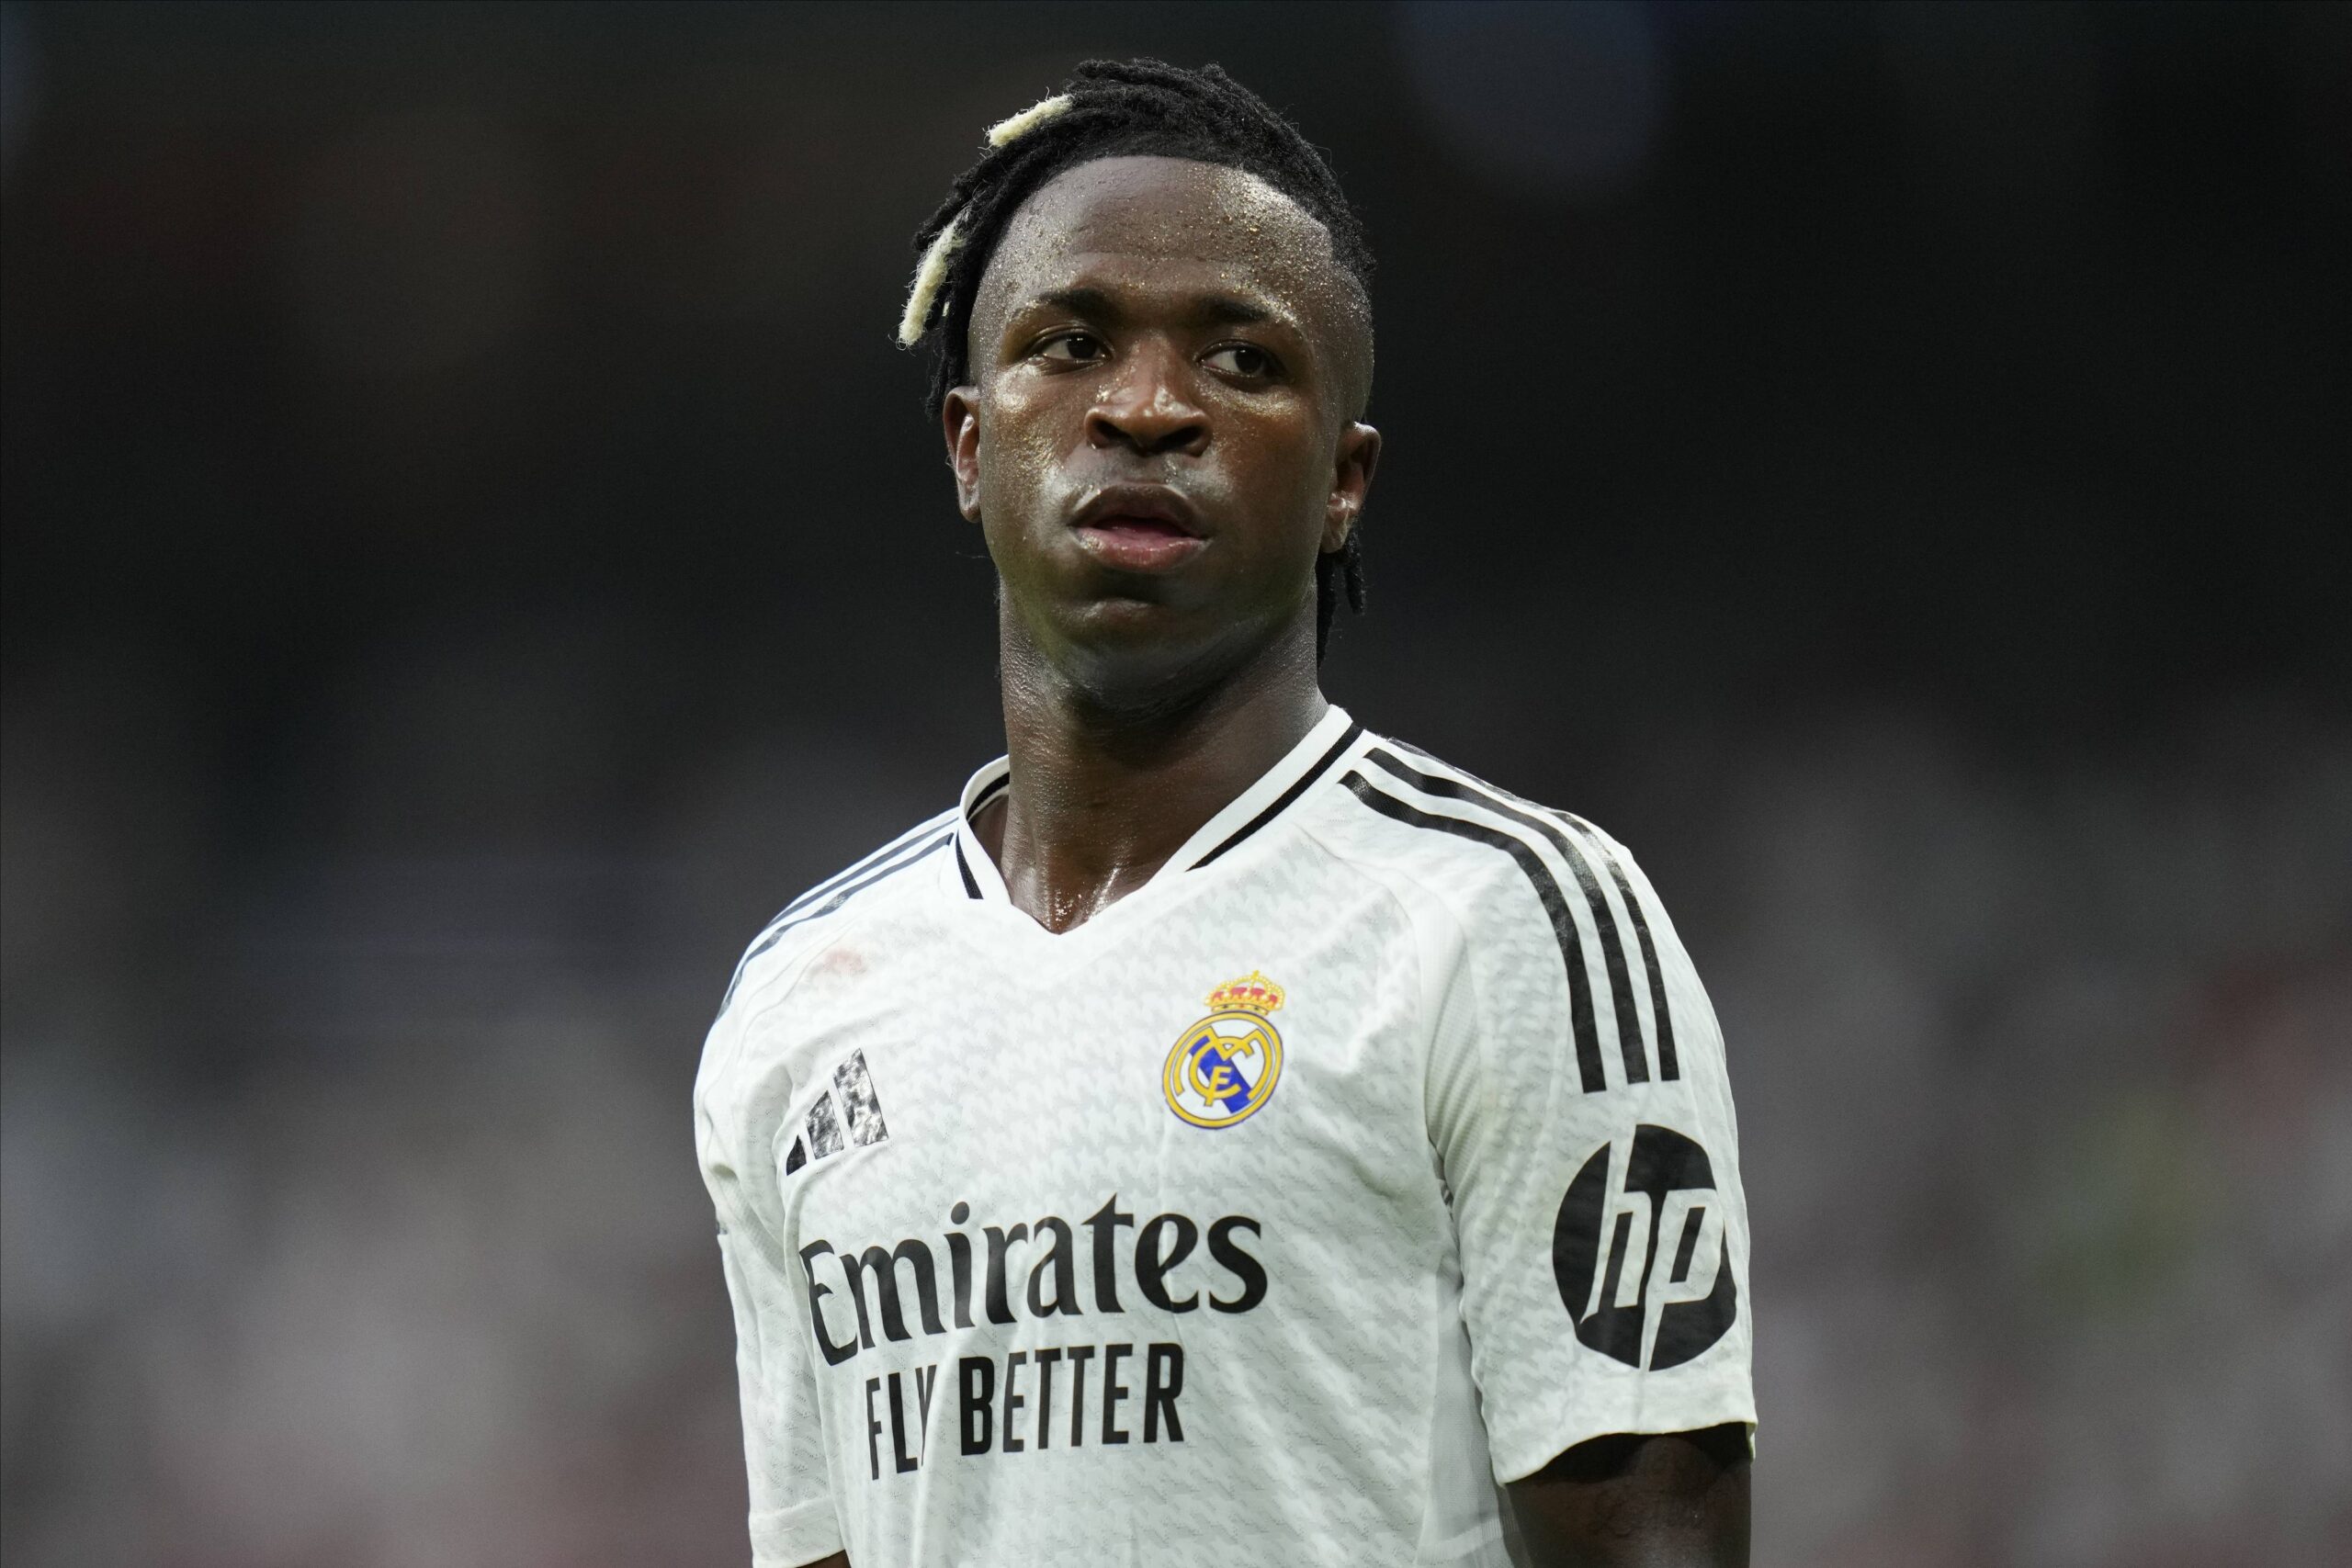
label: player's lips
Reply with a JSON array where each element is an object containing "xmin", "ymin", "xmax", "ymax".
[{"xmin": 1069, "ymin": 486, "xmax": 1207, "ymax": 574}]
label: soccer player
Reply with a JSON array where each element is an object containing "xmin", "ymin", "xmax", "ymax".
[{"xmin": 696, "ymin": 60, "xmax": 1753, "ymax": 1567}]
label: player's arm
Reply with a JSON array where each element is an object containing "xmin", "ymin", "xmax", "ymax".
[
  {"xmin": 1507, "ymin": 1424, "xmax": 1750, "ymax": 1566},
  {"xmin": 1414, "ymin": 815, "xmax": 1758, "ymax": 1565},
  {"xmin": 698, "ymin": 998, "xmax": 851, "ymax": 1568},
  {"xmin": 802, "ymin": 1555, "xmax": 850, "ymax": 1568}
]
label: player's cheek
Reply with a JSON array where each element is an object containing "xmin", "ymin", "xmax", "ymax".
[
  {"xmin": 977, "ymin": 407, "xmax": 1066, "ymax": 537},
  {"xmin": 1225, "ymin": 411, "xmax": 1327, "ymax": 558}
]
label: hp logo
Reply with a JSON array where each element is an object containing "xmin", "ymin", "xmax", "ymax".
[{"xmin": 1552, "ymin": 1124, "xmax": 1737, "ymax": 1371}]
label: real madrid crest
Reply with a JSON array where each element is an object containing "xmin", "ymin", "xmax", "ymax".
[{"xmin": 1163, "ymin": 971, "xmax": 1285, "ymax": 1129}]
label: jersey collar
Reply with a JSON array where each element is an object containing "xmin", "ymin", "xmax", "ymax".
[{"xmin": 951, "ymin": 704, "xmax": 1367, "ymax": 907}]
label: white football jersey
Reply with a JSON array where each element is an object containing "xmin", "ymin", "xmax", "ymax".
[{"xmin": 695, "ymin": 706, "xmax": 1754, "ymax": 1568}]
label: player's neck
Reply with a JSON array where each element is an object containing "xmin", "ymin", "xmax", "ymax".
[{"xmin": 981, "ymin": 617, "xmax": 1328, "ymax": 933}]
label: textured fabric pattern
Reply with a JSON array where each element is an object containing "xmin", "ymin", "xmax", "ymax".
[{"xmin": 693, "ymin": 710, "xmax": 1753, "ymax": 1566}]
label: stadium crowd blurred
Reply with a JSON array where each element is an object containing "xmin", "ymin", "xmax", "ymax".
[{"xmin": 4, "ymin": 5, "xmax": 2346, "ymax": 1565}]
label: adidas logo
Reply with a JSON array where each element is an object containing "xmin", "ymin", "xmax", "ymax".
[{"xmin": 785, "ymin": 1049, "xmax": 890, "ymax": 1174}]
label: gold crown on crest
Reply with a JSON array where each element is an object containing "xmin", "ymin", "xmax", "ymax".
[{"xmin": 1206, "ymin": 971, "xmax": 1285, "ymax": 1015}]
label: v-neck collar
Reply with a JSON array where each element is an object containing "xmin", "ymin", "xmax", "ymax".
[{"xmin": 949, "ymin": 705, "xmax": 1366, "ymax": 924}]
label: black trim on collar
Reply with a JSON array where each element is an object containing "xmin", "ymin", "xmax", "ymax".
[{"xmin": 1193, "ymin": 719, "xmax": 1366, "ymax": 868}]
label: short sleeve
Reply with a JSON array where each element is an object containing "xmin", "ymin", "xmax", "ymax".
[
  {"xmin": 1425, "ymin": 825, "xmax": 1756, "ymax": 1483},
  {"xmin": 698, "ymin": 1008, "xmax": 846, "ymax": 1567}
]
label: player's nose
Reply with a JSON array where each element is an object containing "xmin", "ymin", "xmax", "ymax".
[{"xmin": 1085, "ymin": 340, "xmax": 1208, "ymax": 458}]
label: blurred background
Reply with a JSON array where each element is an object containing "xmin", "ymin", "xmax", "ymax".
[{"xmin": 3, "ymin": 2, "xmax": 2346, "ymax": 1564}]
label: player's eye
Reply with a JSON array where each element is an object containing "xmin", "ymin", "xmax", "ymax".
[
  {"xmin": 1035, "ymin": 332, "xmax": 1107, "ymax": 363},
  {"xmin": 1203, "ymin": 343, "xmax": 1279, "ymax": 379}
]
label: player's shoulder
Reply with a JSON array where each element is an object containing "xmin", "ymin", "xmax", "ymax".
[
  {"xmin": 1306, "ymin": 730, "xmax": 1651, "ymax": 926},
  {"xmin": 711, "ymin": 805, "xmax": 961, "ymax": 1023}
]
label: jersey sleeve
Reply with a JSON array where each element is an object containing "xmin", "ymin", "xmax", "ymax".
[
  {"xmin": 1423, "ymin": 824, "xmax": 1755, "ymax": 1483},
  {"xmin": 696, "ymin": 1004, "xmax": 846, "ymax": 1567}
]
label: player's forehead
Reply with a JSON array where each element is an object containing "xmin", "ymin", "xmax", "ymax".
[{"xmin": 976, "ymin": 154, "xmax": 1357, "ymax": 330}]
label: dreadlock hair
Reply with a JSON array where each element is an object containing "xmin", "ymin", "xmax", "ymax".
[{"xmin": 897, "ymin": 59, "xmax": 1374, "ymax": 659}]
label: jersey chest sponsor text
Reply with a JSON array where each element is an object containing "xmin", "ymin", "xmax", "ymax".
[{"xmin": 799, "ymin": 1192, "xmax": 1266, "ymax": 1482}]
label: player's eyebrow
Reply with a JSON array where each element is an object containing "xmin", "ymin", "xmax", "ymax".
[
  {"xmin": 1191, "ymin": 294, "xmax": 1282, "ymax": 329},
  {"xmin": 1017, "ymin": 286, "xmax": 1291, "ymax": 333},
  {"xmin": 1022, "ymin": 285, "xmax": 1118, "ymax": 320}
]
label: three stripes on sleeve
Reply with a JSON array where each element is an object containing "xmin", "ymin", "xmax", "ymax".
[{"xmin": 1341, "ymin": 746, "xmax": 1680, "ymax": 1095}]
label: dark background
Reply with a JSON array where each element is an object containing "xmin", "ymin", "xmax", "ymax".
[{"xmin": 4, "ymin": 3, "xmax": 2346, "ymax": 1564}]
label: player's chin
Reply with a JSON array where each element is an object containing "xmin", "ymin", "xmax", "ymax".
[
  {"xmin": 1056, "ymin": 553, "xmax": 1215, "ymax": 615},
  {"xmin": 1061, "ymin": 592, "xmax": 1201, "ymax": 646},
  {"xmin": 1050, "ymin": 596, "xmax": 1233, "ymax": 679}
]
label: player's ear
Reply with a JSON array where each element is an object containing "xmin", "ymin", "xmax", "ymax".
[
  {"xmin": 942, "ymin": 386, "xmax": 983, "ymax": 523},
  {"xmin": 1322, "ymin": 421, "xmax": 1380, "ymax": 552}
]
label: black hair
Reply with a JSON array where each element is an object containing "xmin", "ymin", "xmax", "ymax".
[{"xmin": 899, "ymin": 59, "xmax": 1374, "ymax": 657}]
